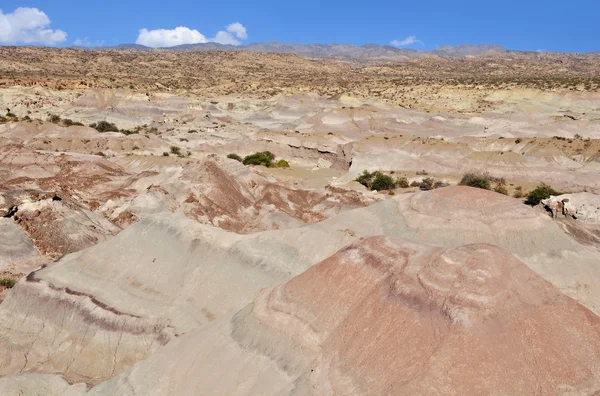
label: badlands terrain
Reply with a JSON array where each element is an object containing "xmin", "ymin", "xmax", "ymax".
[{"xmin": 1, "ymin": 46, "xmax": 600, "ymax": 395}]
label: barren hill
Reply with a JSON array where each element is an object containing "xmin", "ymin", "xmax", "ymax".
[{"xmin": 1, "ymin": 46, "xmax": 600, "ymax": 395}]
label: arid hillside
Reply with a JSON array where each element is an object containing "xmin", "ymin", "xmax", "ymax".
[
  {"xmin": 1, "ymin": 47, "xmax": 599, "ymax": 113},
  {"xmin": 1, "ymin": 47, "xmax": 600, "ymax": 395}
]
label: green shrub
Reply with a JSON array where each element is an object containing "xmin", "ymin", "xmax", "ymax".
[
  {"xmin": 459, "ymin": 172, "xmax": 491, "ymax": 190},
  {"xmin": 371, "ymin": 173, "xmax": 396, "ymax": 191},
  {"xmin": 356, "ymin": 171, "xmax": 398, "ymax": 191},
  {"xmin": 162, "ymin": 152, "xmax": 170, "ymax": 156},
  {"xmin": 227, "ymin": 153, "xmax": 243, "ymax": 162},
  {"xmin": 355, "ymin": 170, "xmax": 375, "ymax": 189},
  {"xmin": 243, "ymin": 151, "xmax": 275, "ymax": 167},
  {"xmin": 170, "ymin": 146, "xmax": 181, "ymax": 155},
  {"xmin": 90, "ymin": 121, "xmax": 119, "ymax": 132},
  {"xmin": 419, "ymin": 177, "xmax": 435, "ymax": 191},
  {"xmin": 0, "ymin": 277, "xmax": 16, "ymax": 288},
  {"xmin": 410, "ymin": 180, "xmax": 421, "ymax": 187},
  {"xmin": 396, "ymin": 177, "xmax": 409, "ymax": 188},
  {"xmin": 276, "ymin": 159, "xmax": 290, "ymax": 168},
  {"xmin": 95, "ymin": 151, "xmax": 106, "ymax": 157},
  {"xmin": 6, "ymin": 112, "xmax": 17, "ymax": 118},
  {"xmin": 525, "ymin": 183, "xmax": 561, "ymax": 206}
]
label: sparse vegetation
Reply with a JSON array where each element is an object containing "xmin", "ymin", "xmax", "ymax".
[
  {"xmin": 48, "ymin": 114, "xmax": 61, "ymax": 124},
  {"xmin": 371, "ymin": 173, "xmax": 396, "ymax": 191},
  {"xmin": 170, "ymin": 146, "xmax": 182, "ymax": 156},
  {"xmin": 95, "ymin": 151, "xmax": 106, "ymax": 157},
  {"xmin": 62, "ymin": 118, "xmax": 84, "ymax": 127},
  {"xmin": 243, "ymin": 151, "xmax": 276, "ymax": 167},
  {"xmin": 396, "ymin": 177, "xmax": 409, "ymax": 188},
  {"xmin": 227, "ymin": 153, "xmax": 243, "ymax": 162},
  {"xmin": 0, "ymin": 277, "xmax": 16, "ymax": 288},
  {"xmin": 90, "ymin": 121, "xmax": 119, "ymax": 132},
  {"xmin": 513, "ymin": 186, "xmax": 524, "ymax": 198},
  {"xmin": 494, "ymin": 185, "xmax": 509, "ymax": 195},
  {"xmin": 356, "ymin": 170, "xmax": 376, "ymax": 189},
  {"xmin": 275, "ymin": 159, "xmax": 290, "ymax": 168},
  {"xmin": 419, "ymin": 177, "xmax": 435, "ymax": 191},
  {"xmin": 162, "ymin": 152, "xmax": 170, "ymax": 156},
  {"xmin": 525, "ymin": 183, "xmax": 562, "ymax": 206},
  {"xmin": 459, "ymin": 172, "xmax": 491, "ymax": 190},
  {"xmin": 355, "ymin": 171, "xmax": 398, "ymax": 191}
]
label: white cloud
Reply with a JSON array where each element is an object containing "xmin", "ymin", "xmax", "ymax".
[
  {"xmin": 136, "ymin": 23, "xmax": 248, "ymax": 48},
  {"xmin": 136, "ymin": 26, "xmax": 207, "ymax": 47},
  {"xmin": 212, "ymin": 30, "xmax": 241, "ymax": 45},
  {"xmin": 0, "ymin": 7, "xmax": 67, "ymax": 45},
  {"xmin": 74, "ymin": 37, "xmax": 90, "ymax": 46},
  {"xmin": 390, "ymin": 36, "xmax": 423, "ymax": 47},
  {"xmin": 226, "ymin": 22, "xmax": 247, "ymax": 40}
]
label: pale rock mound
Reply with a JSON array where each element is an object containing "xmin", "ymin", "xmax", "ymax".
[
  {"xmin": 0, "ymin": 218, "xmax": 46, "ymax": 273},
  {"xmin": 2, "ymin": 186, "xmax": 600, "ymax": 385},
  {"xmin": 89, "ymin": 237, "xmax": 600, "ymax": 395},
  {"xmin": 0, "ymin": 374, "xmax": 87, "ymax": 396},
  {"xmin": 0, "ymin": 208, "xmax": 391, "ymax": 384},
  {"xmin": 543, "ymin": 192, "xmax": 600, "ymax": 224}
]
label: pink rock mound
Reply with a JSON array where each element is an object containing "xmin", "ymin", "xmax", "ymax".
[{"xmin": 233, "ymin": 236, "xmax": 600, "ymax": 395}]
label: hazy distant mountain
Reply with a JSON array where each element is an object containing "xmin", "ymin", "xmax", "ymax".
[
  {"xmin": 84, "ymin": 42, "xmax": 509, "ymax": 60},
  {"xmin": 161, "ymin": 42, "xmax": 422, "ymax": 60},
  {"xmin": 115, "ymin": 44, "xmax": 153, "ymax": 51},
  {"xmin": 433, "ymin": 44, "xmax": 506, "ymax": 56}
]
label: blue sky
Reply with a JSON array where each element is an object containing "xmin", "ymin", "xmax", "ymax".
[{"xmin": 1, "ymin": 0, "xmax": 598, "ymax": 52}]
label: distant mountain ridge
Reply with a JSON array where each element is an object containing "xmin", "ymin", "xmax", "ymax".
[{"xmin": 82, "ymin": 42, "xmax": 509, "ymax": 60}]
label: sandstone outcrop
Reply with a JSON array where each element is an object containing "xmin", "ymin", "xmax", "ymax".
[{"xmin": 89, "ymin": 237, "xmax": 600, "ymax": 395}]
